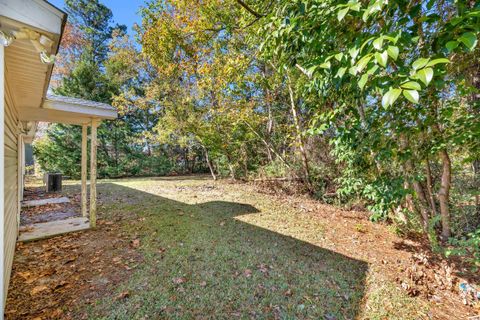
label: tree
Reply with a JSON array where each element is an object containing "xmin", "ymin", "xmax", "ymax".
[
  {"xmin": 253, "ymin": 0, "xmax": 479, "ymax": 242},
  {"xmin": 64, "ymin": 0, "xmax": 126, "ymax": 63},
  {"xmin": 36, "ymin": 0, "xmax": 142, "ymax": 178},
  {"xmin": 50, "ymin": 22, "xmax": 86, "ymax": 87}
]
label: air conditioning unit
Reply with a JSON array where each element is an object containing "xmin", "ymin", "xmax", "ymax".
[{"xmin": 44, "ymin": 172, "xmax": 62, "ymax": 192}]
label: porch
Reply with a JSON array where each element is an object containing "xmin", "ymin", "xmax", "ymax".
[
  {"xmin": 16, "ymin": 94, "xmax": 117, "ymax": 241},
  {"xmin": 18, "ymin": 180, "xmax": 87, "ymax": 242},
  {"xmin": 0, "ymin": 0, "xmax": 119, "ymax": 312}
]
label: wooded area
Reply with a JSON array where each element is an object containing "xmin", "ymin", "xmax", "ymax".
[{"xmin": 34, "ymin": 0, "xmax": 479, "ymax": 268}]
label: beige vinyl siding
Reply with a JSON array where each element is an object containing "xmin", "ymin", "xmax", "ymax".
[{"xmin": 3, "ymin": 74, "xmax": 18, "ymax": 301}]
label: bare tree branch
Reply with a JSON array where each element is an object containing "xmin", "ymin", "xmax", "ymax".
[
  {"xmin": 235, "ymin": 0, "xmax": 263, "ymax": 18},
  {"xmin": 295, "ymin": 64, "xmax": 312, "ymax": 79}
]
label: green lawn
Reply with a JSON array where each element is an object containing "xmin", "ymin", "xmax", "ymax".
[{"xmin": 78, "ymin": 177, "xmax": 427, "ymax": 319}]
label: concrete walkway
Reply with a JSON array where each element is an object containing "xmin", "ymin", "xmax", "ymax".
[
  {"xmin": 21, "ymin": 197, "xmax": 70, "ymax": 207},
  {"xmin": 18, "ymin": 217, "xmax": 90, "ymax": 242}
]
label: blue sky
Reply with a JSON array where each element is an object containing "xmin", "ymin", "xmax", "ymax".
[{"xmin": 49, "ymin": 0, "xmax": 144, "ymax": 35}]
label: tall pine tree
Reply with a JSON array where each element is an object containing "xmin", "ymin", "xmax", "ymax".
[{"xmin": 35, "ymin": 0, "xmax": 134, "ymax": 178}]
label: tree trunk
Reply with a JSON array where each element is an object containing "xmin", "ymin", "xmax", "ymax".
[
  {"xmin": 425, "ymin": 158, "xmax": 438, "ymax": 217},
  {"xmin": 437, "ymin": 149, "xmax": 452, "ymax": 240},
  {"xmin": 183, "ymin": 147, "xmax": 188, "ymax": 174},
  {"xmin": 242, "ymin": 146, "xmax": 249, "ymax": 177},
  {"xmin": 263, "ymin": 65, "xmax": 274, "ymax": 163},
  {"xmin": 473, "ymin": 159, "xmax": 480, "ymax": 214},
  {"xmin": 228, "ymin": 163, "xmax": 236, "ymax": 180},
  {"xmin": 265, "ymin": 102, "xmax": 274, "ymax": 163},
  {"xmin": 468, "ymin": 62, "xmax": 480, "ymax": 214},
  {"xmin": 202, "ymin": 145, "xmax": 216, "ymax": 181},
  {"xmin": 226, "ymin": 155, "xmax": 236, "ymax": 180},
  {"xmin": 404, "ymin": 160, "xmax": 430, "ymax": 231},
  {"xmin": 286, "ymin": 74, "xmax": 312, "ymax": 191},
  {"xmin": 358, "ymin": 103, "xmax": 382, "ymax": 173},
  {"xmin": 400, "ymin": 134, "xmax": 431, "ymax": 231},
  {"xmin": 243, "ymin": 120, "xmax": 292, "ymax": 170},
  {"xmin": 190, "ymin": 156, "xmax": 196, "ymax": 173}
]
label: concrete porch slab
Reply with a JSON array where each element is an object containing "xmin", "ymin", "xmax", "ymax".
[
  {"xmin": 18, "ymin": 217, "xmax": 90, "ymax": 242},
  {"xmin": 21, "ymin": 197, "xmax": 70, "ymax": 207}
]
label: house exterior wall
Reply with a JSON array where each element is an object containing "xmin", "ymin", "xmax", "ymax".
[
  {"xmin": 0, "ymin": 41, "xmax": 5, "ymax": 314},
  {"xmin": 3, "ymin": 64, "xmax": 18, "ymax": 305}
]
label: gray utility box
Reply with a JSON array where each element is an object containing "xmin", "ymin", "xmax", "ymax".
[{"xmin": 45, "ymin": 173, "xmax": 62, "ymax": 192}]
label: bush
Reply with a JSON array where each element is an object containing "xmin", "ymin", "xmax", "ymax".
[
  {"xmin": 447, "ymin": 229, "xmax": 480, "ymax": 272},
  {"xmin": 261, "ymin": 158, "xmax": 288, "ymax": 178}
]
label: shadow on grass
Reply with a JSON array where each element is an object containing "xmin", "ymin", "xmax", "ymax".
[{"xmin": 96, "ymin": 182, "xmax": 369, "ymax": 318}]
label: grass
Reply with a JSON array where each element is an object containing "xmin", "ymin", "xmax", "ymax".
[{"xmin": 62, "ymin": 177, "xmax": 428, "ymax": 319}]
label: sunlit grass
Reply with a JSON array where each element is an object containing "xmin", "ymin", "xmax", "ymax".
[{"xmin": 57, "ymin": 177, "xmax": 430, "ymax": 319}]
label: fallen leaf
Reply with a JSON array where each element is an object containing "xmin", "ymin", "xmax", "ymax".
[
  {"xmin": 131, "ymin": 239, "xmax": 140, "ymax": 248},
  {"xmin": 173, "ymin": 277, "xmax": 186, "ymax": 284},
  {"xmin": 31, "ymin": 285, "xmax": 49, "ymax": 295},
  {"xmin": 116, "ymin": 291, "xmax": 130, "ymax": 300},
  {"xmin": 258, "ymin": 264, "xmax": 269, "ymax": 274},
  {"xmin": 53, "ymin": 281, "xmax": 68, "ymax": 290},
  {"xmin": 50, "ymin": 308, "xmax": 63, "ymax": 317},
  {"xmin": 64, "ymin": 256, "xmax": 77, "ymax": 264}
]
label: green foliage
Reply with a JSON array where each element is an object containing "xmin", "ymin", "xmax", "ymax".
[
  {"xmin": 261, "ymin": 159, "xmax": 288, "ymax": 178},
  {"xmin": 362, "ymin": 177, "xmax": 407, "ymax": 222},
  {"xmin": 33, "ymin": 134, "xmax": 80, "ymax": 177},
  {"xmin": 64, "ymin": 0, "xmax": 126, "ymax": 62},
  {"xmin": 39, "ymin": 0, "xmax": 480, "ymax": 270},
  {"xmin": 447, "ymin": 229, "xmax": 480, "ymax": 271},
  {"xmin": 254, "ymin": 0, "xmax": 480, "ymax": 245},
  {"xmin": 38, "ymin": 0, "xmax": 209, "ymax": 179}
]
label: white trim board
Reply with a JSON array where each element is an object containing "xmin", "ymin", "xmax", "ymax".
[
  {"xmin": 0, "ymin": 42, "xmax": 6, "ymax": 317},
  {"xmin": 0, "ymin": 0, "xmax": 65, "ymax": 35}
]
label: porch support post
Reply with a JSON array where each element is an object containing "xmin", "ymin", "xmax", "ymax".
[
  {"xmin": 81, "ymin": 124, "xmax": 88, "ymax": 217},
  {"xmin": 89, "ymin": 119, "xmax": 98, "ymax": 228}
]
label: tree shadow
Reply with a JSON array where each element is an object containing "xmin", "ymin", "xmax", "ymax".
[{"xmin": 91, "ymin": 182, "xmax": 369, "ymax": 319}]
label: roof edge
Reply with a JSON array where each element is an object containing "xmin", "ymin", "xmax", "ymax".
[{"xmin": 45, "ymin": 94, "xmax": 117, "ymax": 112}]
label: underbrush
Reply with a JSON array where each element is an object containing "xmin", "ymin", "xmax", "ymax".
[
  {"xmin": 252, "ymin": 159, "xmax": 480, "ymax": 273},
  {"xmin": 447, "ymin": 229, "xmax": 480, "ymax": 271}
]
